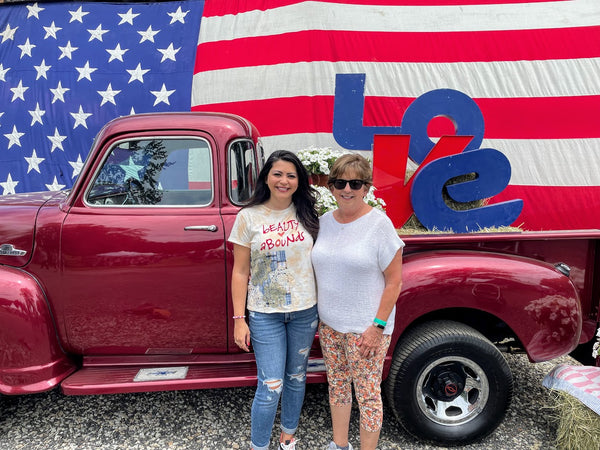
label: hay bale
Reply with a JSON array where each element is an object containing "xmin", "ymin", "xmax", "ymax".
[{"xmin": 548, "ymin": 391, "xmax": 600, "ymax": 450}]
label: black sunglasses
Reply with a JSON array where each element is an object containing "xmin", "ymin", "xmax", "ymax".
[{"xmin": 332, "ymin": 179, "xmax": 368, "ymax": 190}]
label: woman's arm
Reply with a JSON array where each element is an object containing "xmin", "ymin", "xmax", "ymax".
[
  {"xmin": 232, "ymin": 243, "xmax": 252, "ymax": 352},
  {"xmin": 374, "ymin": 249, "xmax": 404, "ymax": 325},
  {"xmin": 358, "ymin": 249, "xmax": 403, "ymax": 357}
]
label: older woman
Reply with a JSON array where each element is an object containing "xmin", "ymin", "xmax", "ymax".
[{"xmin": 311, "ymin": 153, "xmax": 404, "ymax": 450}]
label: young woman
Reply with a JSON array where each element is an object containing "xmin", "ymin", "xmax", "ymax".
[
  {"xmin": 229, "ymin": 150, "xmax": 319, "ymax": 450},
  {"xmin": 312, "ymin": 154, "xmax": 404, "ymax": 450}
]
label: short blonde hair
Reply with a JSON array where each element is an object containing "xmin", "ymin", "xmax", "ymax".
[{"xmin": 328, "ymin": 153, "xmax": 372, "ymax": 185}]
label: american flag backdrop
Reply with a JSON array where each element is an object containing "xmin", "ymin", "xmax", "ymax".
[
  {"xmin": 191, "ymin": 0, "xmax": 600, "ymax": 231},
  {"xmin": 0, "ymin": 0, "xmax": 204, "ymax": 194},
  {"xmin": 2, "ymin": 0, "xmax": 600, "ymax": 232}
]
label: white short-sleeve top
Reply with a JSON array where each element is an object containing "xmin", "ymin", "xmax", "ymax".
[{"xmin": 311, "ymin": 208, "xmax": 404, "ymax": 334}]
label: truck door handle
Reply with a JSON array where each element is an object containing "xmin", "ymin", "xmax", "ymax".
[{"xmin": 184, "ymin": 225, "xmax": 219, "ymax": 232}]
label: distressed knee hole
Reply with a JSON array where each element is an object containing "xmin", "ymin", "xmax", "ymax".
[
  {"xmin": 298, "ymin": 346, "xmax": 310, "ymax": 358},
  {"xmin": 289, "ymin": 372, "xmax": 306, "ymax": 382},
  {"xmin": 264, "ymin": 378, "xmax": 282, "ymax": 393}
]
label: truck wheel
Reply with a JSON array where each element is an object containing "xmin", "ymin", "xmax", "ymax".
[{"xmin": 384, "ymin": 320, "xmax": 513, "ymax": 446}]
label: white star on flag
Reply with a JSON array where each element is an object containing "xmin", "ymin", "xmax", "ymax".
[
  {"xmin": 118, "ymin": 8, "xmax": 140, "ymax": 26},
  {"xmin": 88, "ymin": 24, "xmax": 109, "ymax": 42},
  {"xmin": 157, "ymin": 43, "xmax": 180, "ymax": 62},
  {"xmin": 58, "ymin": 40, "xmax": 78, "ymax": 60},
  {"xmin": 17, "ymin": 38, "xmax": 36, "ymax": 58},
  {"xmin": 138, "ymin": 25, "xmax": 160, "ymax": 43},
  {"xmin": 10, "ymin": 80, "xmax": 28, "ymax": 102},
  {"xmin": 106, "ymin": 43, "xmax": 128, "ymax": 62},
  {"xmin": 0, "ymin": 24, "xmax": 18, "ymax": 43},
  {"xmin": 168, "ymin": 7, "xmax": 189, "ymax": 25},
  {"xmin": 50, "ymin": 81, "xmax": 69, "ymax": 103},
  {"xmin": 69, "ymin": 155, "xmax": 84, "ymax": 178},
  {"xmin": 26, "ymin": 3, "xmax": 45, "ymax": 20},
  {"xmin": 34, "ymin": 59, "xmax": 51, "ymax": 80},
  {"xmin": 0, "ymin": 64, "xmax": 9, "ymax": 81},
  {"xmin": 98, "ymin": 83, "xmax": 121, "ymax": 106},
  {"xmin": 69, "ymin": 6, "xmax": 89, "ymax": 23},
  {"xmin": 70, "ymin": 106, "xmax": 92, "ymax": 129},
  {"xmin": 47, "ymin": 128, "xmax": 67, "ymax": 152},
  {"xmin": 29, "ymin": 103, "xmax": 46, "ymax": 126},
  {"xmin": 43, "ymin": 21, "xmax": 61, "ymax": 40},
  {"xmin": 151, "ymin": 84, "xmax": 175, "ymax": 106},
  {"xmin": 25, "ymin": 149, "xmax": 45, "ymax": 174},
  {"xmin": 46, "ymin": 176, "xmax": 66, "ymax": 191},
  {"xmin": 4, "ymin": 125, "xmax": 25, "ymax": 149},
  {"xmin": 0, "ymin": 174, "xmax": 18, "ymax": 195},
  {"xmin": 75, "ymin": 61, "xmax": 97, "ymax": 82},
  {"xmin": 126, "ymin": 63, "xmax": 150, "ymax": 83}
]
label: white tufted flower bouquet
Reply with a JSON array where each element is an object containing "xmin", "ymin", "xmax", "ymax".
[{"xmin": 297, "ymin": 146, "xmax": 351, "ymax": 175}]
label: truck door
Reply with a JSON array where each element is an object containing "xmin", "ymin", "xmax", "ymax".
[{"xmin": 60, "ymin": 135, "xmax": 227, "ymax": 355}]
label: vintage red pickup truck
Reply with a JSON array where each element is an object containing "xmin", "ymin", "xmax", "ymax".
[{"xmin": 0, "ymin": 112, "xmax": 598, "ymax": 445}]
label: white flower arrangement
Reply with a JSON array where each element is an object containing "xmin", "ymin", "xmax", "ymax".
[
  {"xmin": 297, "ymin": 146, "xmax": 352, "ymax": 175},
  {"xmin": 299, "ymin": 146, "xmax": 386, "ymax": 215},
  {"xmin": 593, "ymin": 327, "xmax": 600, "ymax": 359},
  {"xmin": 314, "ymin": 184, "xmax": 386, "ymax": 216}
]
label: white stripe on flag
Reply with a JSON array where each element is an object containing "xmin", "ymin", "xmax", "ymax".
[
  {"xmin": 260, "ymin": 134, "xmax": 600, "ymax": 187},
  {"xmin": 192, "ymin": 58, "xmax": 600, "ymax": 106},
  {"xmin": 198, "ymin": 0, "xmax": 600, "ymax": 43}
]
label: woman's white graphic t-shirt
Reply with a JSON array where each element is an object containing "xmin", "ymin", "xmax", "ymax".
[{"xmin": 228, "ymin": 204, "xmax": 317, "ymax": 313}]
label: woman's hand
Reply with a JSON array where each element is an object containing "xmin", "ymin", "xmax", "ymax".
[
  {"xmin": 234, "ymin": 320, "xmax": 251, "ymax": 352},
  {"xmin": 358, "ymin": 324, "xmax": 383, "ymax": 358}
]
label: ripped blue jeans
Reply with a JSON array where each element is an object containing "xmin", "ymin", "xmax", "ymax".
[{"xmin": 249, "ymin": 305, "xmax": 318, "ymax": 450}]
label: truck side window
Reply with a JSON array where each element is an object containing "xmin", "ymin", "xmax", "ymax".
[
  {"xmin": 86, "ymin": 138, "xmax": 213, "ymax": 207},
  {"xmin": 229, "ymin": 140, "xmax": 258, "ymax": 205}
]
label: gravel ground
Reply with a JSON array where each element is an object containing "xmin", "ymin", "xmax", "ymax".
[{"xmin": 0, "ymin": 354, "xmax": 574, "ymax": 450}]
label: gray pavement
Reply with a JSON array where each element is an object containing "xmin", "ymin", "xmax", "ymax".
[{"xmin": 0, "ymin": 354, "xmax": 571, "ymax": 449}]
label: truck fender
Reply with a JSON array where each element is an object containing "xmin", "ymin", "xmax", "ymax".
[
  {"xmin": 0, "ymin": 266, "xmax": 76, "ymax": 395},
  {"xmin": 395, "ymin": 250, "xmax": 582, "ymax": 362}
]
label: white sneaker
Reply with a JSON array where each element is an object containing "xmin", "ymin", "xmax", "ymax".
[
  {"xmin": 327, "ymin": 441, "xmax": 353, "ymax": 450},
  {"xmin": 280, "ymin": 438, "xmax": 298, "ymax": 450}
]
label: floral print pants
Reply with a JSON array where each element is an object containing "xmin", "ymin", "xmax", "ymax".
[{"xmin": 318, "ymin": 322, "xmax": 391, "ymax": 432}]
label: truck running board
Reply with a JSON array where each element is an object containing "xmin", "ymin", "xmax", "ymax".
[{"xmin": 61, "ymin": 360, "xmax": 327, "ymax": 395}]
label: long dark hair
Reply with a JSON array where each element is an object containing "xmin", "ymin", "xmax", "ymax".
[{"xmin": 244, "ymin": 150, "xmax": 319, "ymax": 240}]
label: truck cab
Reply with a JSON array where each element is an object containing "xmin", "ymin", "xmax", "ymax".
[{"xmin": 0, "ymin": 112, "xmax": 266, "ymax": 394}]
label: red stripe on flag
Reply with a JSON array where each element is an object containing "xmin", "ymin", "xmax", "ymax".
[
  {"xmin": 195, "ymin": 26, "xmax": 600, "ymax": 73},
  {"xmin": 490, "ymin": 185, "xmax": 600, "ymax": 231},
  {"xmin": 192, "ymin": 95, "xmax": 600, "ymax": 139},
  {"xmin": 192, "ymin": 96, "xmax": 335, "ymax": 135},
  {"xmin": 202, "ymin": 0, "xmax": 562, "ymax": 17},
  {"xmin": 365, "ymin": 95, "xmax": 600, "ymax": 139}
]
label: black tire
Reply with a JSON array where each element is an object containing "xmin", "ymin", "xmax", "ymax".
[{"xmin": 384, "ymin": 320, "xmax": 513, "ymax": 446}]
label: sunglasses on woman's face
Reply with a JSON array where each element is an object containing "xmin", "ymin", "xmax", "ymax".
[{"xmin": 332, "ymin": 179, "xmax": 367, "ymax": 190}]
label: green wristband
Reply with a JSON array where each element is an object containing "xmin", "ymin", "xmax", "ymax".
[{"xmin": 373, "ymin": 317, "xmax": 387, "ymax": 327}]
